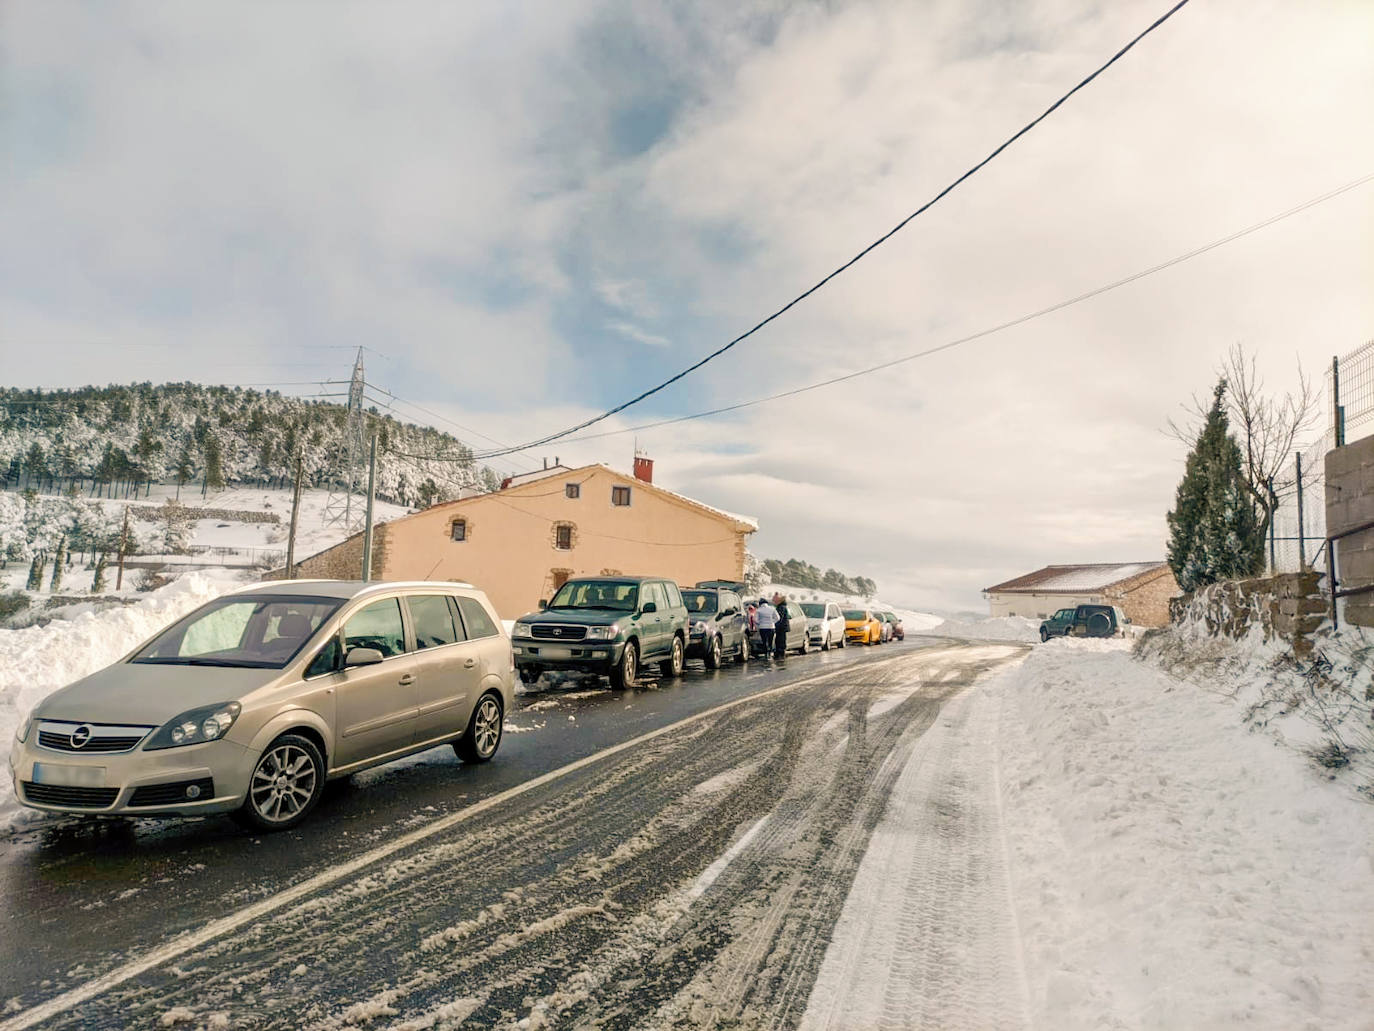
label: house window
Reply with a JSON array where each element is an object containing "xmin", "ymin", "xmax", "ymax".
[
  {"xmin": 555, "ymin": 523, "xmax": 573, "ymax": 550},
  {"xmin": 611, "ymin": 485, "xmax": 631, "ymax": 507},
  {"xmin": 450, "ymin": 519, "xmax": 467, "ymax": 542},
  {"xmin": 565, "ymin": 483, "xmax": 580, "ymax": 499}
]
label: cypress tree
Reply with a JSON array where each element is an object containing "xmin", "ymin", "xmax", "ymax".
[{"xmin": 1167, "ymin": 381, "xmax": 1264, "ymax": 592}]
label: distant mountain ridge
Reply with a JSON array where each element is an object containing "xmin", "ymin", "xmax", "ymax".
[{"xmin": 0, "ymin": 382, "xmax": 496, "ymax": 508}]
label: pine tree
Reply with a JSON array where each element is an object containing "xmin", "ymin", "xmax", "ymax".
[
  {"xmin": 49, "ymin": 535, "xmax": 66, "ymax": 592},
  {"xmin": 1167, "ymin": 381, "xmax": 1264, "ymax": 593},
  {"xmin": 203, "ymin": 434, "xmax": 224, "ymax": 496},
  {"xmin": 91, "ymin": 553, "xmax": 108, "ymax": 594}
]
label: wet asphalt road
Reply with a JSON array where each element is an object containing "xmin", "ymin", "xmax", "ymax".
[{"xmin": 0, "ymin": 636, "xmax": 1025, "ymax": 1029}]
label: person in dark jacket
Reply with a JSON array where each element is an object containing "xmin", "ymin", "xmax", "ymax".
[{"xmin": 773, "ymin": 594, "xmax": 790, "ymax": 658}]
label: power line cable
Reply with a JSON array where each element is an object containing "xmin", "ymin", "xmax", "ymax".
[
  {"xmin": 470, "ymin": 0, "xmax": 1195, "ymax": 460},
  {"xmin": 545, "ymin": 171, "xmax": 1374, "ymax": 445}
]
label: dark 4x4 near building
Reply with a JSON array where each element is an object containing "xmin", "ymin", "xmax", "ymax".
[
  {"xmin": 1039, "ymin": 604, "xmax": 1129, "ymax": 642},
  {"xmin": 511, "ymin": 576, "xmax": 689, "ymax": 689}
]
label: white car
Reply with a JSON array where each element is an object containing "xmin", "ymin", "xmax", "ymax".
[{"xmin": 801, "ymin": 602, "xmax": 847, "ymax": 651}]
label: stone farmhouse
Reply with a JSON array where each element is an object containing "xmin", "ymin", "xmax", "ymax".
[
  {"xmin": 984, "ymin": 562, "xmax": 1180, "ymax": 628},
  {"xmin": 289, "ymin": 458, "xmax": 757, "ymax": 619}
]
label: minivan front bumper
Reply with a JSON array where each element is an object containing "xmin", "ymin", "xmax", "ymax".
[{"xmin": 9, "ymin": 734, "xmax": 255, "ymax": 818}]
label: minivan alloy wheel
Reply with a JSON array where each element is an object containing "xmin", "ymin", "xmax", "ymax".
[
  {"xmin": 455, "ymin": 693, "xmax": 503, "ymax": 763},
  {"xmin": 236, "ymin": 734, "xmax": 324, "ymax": 831}
]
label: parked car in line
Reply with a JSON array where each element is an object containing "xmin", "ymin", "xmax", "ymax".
[
  {"xmin": 844, "ymin": 608, "xmax": 884, "ymax": 645},
  {"xmin": 511, "ymin": 576, "xmax": 689, "ymax": 689},
  {"xmin": 694, "ymin": 579, "xmax": 748, "ymax": 594},
  {"xmin": 882, "ymin": 611, "xmax": 905, "ymax": 641},
  {"xmin": 801, "ymin": 602, "xmax": 847, "ymax": 651},
  {"xmin": 681, "ymin": 586, "xmax": 750, "ymax": 668},
  {"xmin": 749, "ymin": 599, "xmax": 813, "ymax": 655},
  {"xmin": 10, "ymin": 580, "xmax": 514, "ymax": 832}
]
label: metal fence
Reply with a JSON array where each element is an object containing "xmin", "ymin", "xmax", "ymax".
[{"xmin": 1270, "ymin": 339, "xmax": 1374, "ymax": 573}]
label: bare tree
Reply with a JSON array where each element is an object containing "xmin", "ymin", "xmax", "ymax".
[{"xmin": 1168, "ymin": 342, "xmax": 1320, "ymax": 549}]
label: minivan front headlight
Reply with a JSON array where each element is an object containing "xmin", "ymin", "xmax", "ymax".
[
  {"xmin": 15, "ymin": 708, "xmax": 36, "ymax": 744},
  {"xmin": 144, "ymin": 702, "xmax": 242, "ymax": 751}
]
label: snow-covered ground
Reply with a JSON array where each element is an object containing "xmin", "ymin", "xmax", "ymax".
[
  {"xmin": 0, "ymin": 570, "xmax": 246, "ymax": 834},
  {"xmin": 924, "ymin": 613, "xmax": 1043, "ymax": 642},
  {"xmin": 804, "ymin": 636, "xmax": 1374, "ymax": 1030}
]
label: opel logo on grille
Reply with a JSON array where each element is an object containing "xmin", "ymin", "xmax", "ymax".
[{"xmin": 70, "ymin": 725, "xmax": 93, "ymax": 749}]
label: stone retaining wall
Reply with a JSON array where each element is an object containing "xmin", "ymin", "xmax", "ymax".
[{"xmin": 1168, "ymin": 571, "xmax": 1325, "ymax": 657}]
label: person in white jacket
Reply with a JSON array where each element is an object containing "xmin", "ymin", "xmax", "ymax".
[{"xmin": 755, "ymin": 598, "xmax": 779, "ymax": 658}]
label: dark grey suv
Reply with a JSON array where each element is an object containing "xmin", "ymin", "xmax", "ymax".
[{"xmin": 510, "ymin": 576, "xmax": 689, "ymax": 689}]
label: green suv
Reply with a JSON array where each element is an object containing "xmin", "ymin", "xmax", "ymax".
[{"xmin": 511, "ymin": 576, "xmax": 689, "ymax": 689}]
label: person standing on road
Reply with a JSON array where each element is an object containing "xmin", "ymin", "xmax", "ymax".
[
  {"xmin": 773, "ymin": 594, "xmax": 790, "ymax": 658},
  {"xmin": 755, "ymin": 597, "xmax": 778, "ymax": 659}
]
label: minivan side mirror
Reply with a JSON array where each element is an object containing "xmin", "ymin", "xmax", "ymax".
[
  {"xmin": 345, "ymin": 646, "xmax": 384, "ymax": 667},
  {"xmin": 641, "ymin": 601, "xmax": 657, "ymax": 614},
  {"xmin": 538, "ymin": 599, "xmax": 548, "ymax": 611}
]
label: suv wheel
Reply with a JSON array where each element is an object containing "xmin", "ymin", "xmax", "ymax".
[
  {"xmin": 454, "ymin": 693, "xmax": 503, "ymax": 763},
  {"xmin": 233, "ymin": 733, "xmax": 325, "ymax": 833},
  {"xmin": 1039, "ymin": 628, "xmax": 1049, "ymax": 643},
  {"xmin": 609, "ymin": 640, "xmax": 638, "ymax": 690},
  {"xmin": 660, "ymin": 635, "xmax": 685, "ymax": 678},
  {"xmin": 738, "ymin": 636, "xmax": 750, "ymax": 663},
  {"xmin": 704, "ymin": 635, "xmax": 722, "ymax": 670}
]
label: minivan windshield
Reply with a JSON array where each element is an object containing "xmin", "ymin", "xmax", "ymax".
[
  {"xmin": 549, "ymin": 580, "xmax": 639, "ymax": 611},
  {"xmin": 131, "ymin": 594, "xmax": 344, "ymax": 669},
  {"xmin": 800, "ymin": 603, "xmax": 826, "ymax": 618}
]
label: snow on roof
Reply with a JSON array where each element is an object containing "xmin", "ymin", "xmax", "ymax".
[
  {"xmin": 985, "ymin": 562, "xmax": 1168, "ymax": 595},
  {"xmin": 503, "ymin": 463, "xmax": 759, "ymax": 531}
]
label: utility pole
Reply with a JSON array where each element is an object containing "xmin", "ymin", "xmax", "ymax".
[
  {"xmin": 361, "ymin": 430, "xmax": 378, "ymax": 582},
  {"xmin": 286, "ymin": 452, "xmax": 304, "ymax": 578},
  {"xmin": 115, "ymin": 506, "xmax": 130, "ymax": 591}
]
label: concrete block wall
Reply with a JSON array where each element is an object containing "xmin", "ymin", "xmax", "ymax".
[{"xmin": 1326, "ymin": 435, "xmax": 1374, "ymax": 629}]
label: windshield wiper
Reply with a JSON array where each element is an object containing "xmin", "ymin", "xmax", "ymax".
[{"xmin": 133, "ymin": 657, "xmax": 269, "ymax": 668}]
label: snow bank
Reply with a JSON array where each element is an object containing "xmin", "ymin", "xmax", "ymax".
[
  {"xmin": 0, "ymin": 570, "xmax": 244, "ymax": 833},
  {"xmin": 991, "ymin": 638, "xmax": 1374, "ymax": 1029},
  {"xmin": 1139, "ymin": 617, "xmax": 1374, "ymax": 791},
  {"xmin": 925, "ymin": 614, "xmax": 1041, "ymax": 643}
]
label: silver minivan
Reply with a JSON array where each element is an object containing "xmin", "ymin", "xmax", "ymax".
[{"xmin": 8, "ymin": 580, "xmax": 515, "ymax": 831}]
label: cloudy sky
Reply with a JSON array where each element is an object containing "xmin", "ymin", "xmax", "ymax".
[{"xmin": 3, "ymin": 0, "xmax": 1372, "ymax": 611}]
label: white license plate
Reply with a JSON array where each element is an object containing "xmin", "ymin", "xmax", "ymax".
[
  {"xmin": 538, "ymin": 646, "xmax": 573, "ymax": 660},
  {"xmin": 33, "ymin": 763, "xmax": 107, "ymax": 787}
]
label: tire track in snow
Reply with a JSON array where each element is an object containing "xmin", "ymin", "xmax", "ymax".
[{"xmin": 798, "ymin": 685, "xmax": 1032, "ymax": 1031}]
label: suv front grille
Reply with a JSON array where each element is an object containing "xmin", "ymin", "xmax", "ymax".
[
  {"xmin": 128, "ymin": 778, "xmax": 215, "ymax": 807},
  {"xmin": 36, "ymin": 722, "xmax": 152, "ymax": 754},
  {"xmin": 530, "ymin": 624, "xmax": 588, "ymax": 642},
  {"xmin": 22, "ymin": 783, "xmax": 120, "ymax": 809}
]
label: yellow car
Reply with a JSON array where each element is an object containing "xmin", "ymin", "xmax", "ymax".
[{"xmin": 843, "ymin": 608, "xmax": 884, "ymax": 645}]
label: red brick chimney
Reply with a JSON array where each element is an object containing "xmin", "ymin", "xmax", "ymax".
[{"xmin": 633, "ymin": 453, "xmax": 654, "ymax": 484}]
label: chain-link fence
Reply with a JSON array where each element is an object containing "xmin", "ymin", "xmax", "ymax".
[{"xmin": 1270, "ymin": 339, "xmax": 1374, "ymax": 572}]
